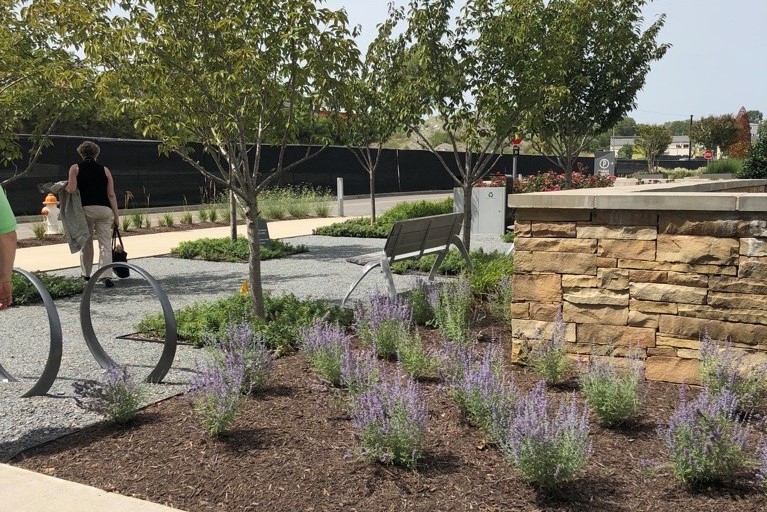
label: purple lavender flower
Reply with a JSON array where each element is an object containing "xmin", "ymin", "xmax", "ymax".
[
  {"xmin": 341, "ymin": 348, "xmax": 380, "ymax": 395},
  {"xmin": 500, "ymin": 381, "xmax": 591, "ymax": 490},
  {"xmin": 301, "ymin": 319, "xmax": 349, "ymax": 385},
  {"xmin": 354, "ymin": 291, "xmax": 412, "ymax": 358},
  {"xmin": 757, "ymin": 440, "xmax": 767, "ymax": 492},
  {"xmin": 659, "ymin": 387, "xmax": 750, "ymax": 486},
  {"xmin": 528, "ymin": 309, "xmax": 571, "ymax": 384},
  {"xmin": 429, "ymin": 279, "xmax": 472, "ymax": 343},
  {"xmin": 580, "ymin": 357, "xmax": 643, "ymax": 427},
  {"xmin": 351, "ymin": 371, "xmax": 428, "ymax": 468},
  {"xmin": 72, "ymin": 364, "xmax": 146, "ymax": 424},
  {"xmin": 188, "ymin": 349, "xmax": 248, "ymax": 436},
  {"xmin": 452, "ymin": 346, "xmax": 517, "ymax": 443},
  {"xmin": 700, "ymin": 333, "xmax": 767, "ymax": 411},
  {"xmin": 217, "ymin": 323, "xmax": 274, "ymax": 393}
]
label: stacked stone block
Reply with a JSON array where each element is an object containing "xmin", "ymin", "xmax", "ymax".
[{"xmin": 511, "ymin": 208, "xmax": 767, "ymax": 384}]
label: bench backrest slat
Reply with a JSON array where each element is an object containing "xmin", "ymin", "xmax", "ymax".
[{"xmin": 384, "ymin": 213, "xmax": 463, "ymax": 259}]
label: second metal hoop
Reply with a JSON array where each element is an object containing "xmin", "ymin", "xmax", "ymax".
[{"xmin": 80, "ymin": 263, "xmax": 177, "ymax": 383}]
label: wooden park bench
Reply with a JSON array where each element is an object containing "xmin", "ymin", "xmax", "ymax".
[{"xmin": 342, "ymin": 212, "xmax": 472, "ymax": 306}]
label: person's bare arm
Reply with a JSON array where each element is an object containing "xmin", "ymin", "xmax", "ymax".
[
  {"xmin": 65, "ymin": 164, "xmax": 79, "ymax": 193},
  {"xmin": 105, "ymin": 167, "xmax": 119, "ymax": 225},
  {"xmin": 0, "ymin": 230, "xmax": 16, "ymax": 309}
]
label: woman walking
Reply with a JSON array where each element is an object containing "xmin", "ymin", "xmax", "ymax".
[{"xmin": 65, "ymin": 141, "xmax": 120, "ymax": 287}]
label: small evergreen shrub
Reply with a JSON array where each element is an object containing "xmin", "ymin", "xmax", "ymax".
[
  {"xmin": 180, "ymin": 211, "xmax": 194, "ymax": 225},
  {"xmin": 500, "ymin": 381, "xmax": 592, "ymax": 491},
  {"xmin": 396, "ymin": 330, "xmax": 439, "ymax": 379},
  {"xmin": 527, "ymin": 312, "xmax": 571, "ymax": 385},
  {"xmin": 72, "ymin": 364, "xmax": 146, "ymax": 424},
  {"xmin": 197, "ymin": 205, "xmax": 209, "ymax": 223},
  {"xmin": 170, "ymin": 237, "xmax": 308, "ymax": 262},
  {"xmin": 32, "ymin": 222, "xmax": 46, "ymax": 240},
  {"xmin": 581, "ymin": 358, "xmax": 643, "ymax": 427},
  {"xmin": 208, "ymin": 206, "xmax": 219, "ymax": 223},
  {"xmin": 659, "ymin": 389, "xmax": 750, "ymax": 486},
  {"xmin": 739, "ymin": 136, "xmax": 767, "ymax": 179},
  {"xmin": 301, "ymin": 319, "xmax": 349, "ymax": 386},
  {"xmin": 130, "ymin": 212, "xmax": 145, "ymax": 229},
  {"xmin": 402, "ymin": 280, "xmax": 437, "ymax": 326},
  {"xmin": 121, "ymin": 217, "xmax": 131, "ymax": 232},
  {"xmin": 706, "ymin": 159, "xmax": 744, "ymax": 175},
  {"xmin": 11, "ymin": 272, "xmax": 84, "ymax": 305},
  {"xmin": 352, "ymin": 372, "xmax": 428, "ymax": 468},
  {"xmin": 314, "ymin": 198, "xmax": 453, "ymax": 238}
]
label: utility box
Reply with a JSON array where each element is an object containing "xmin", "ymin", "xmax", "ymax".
[{"xmin": 453, "ymin": 187, "xmax": 506, "ymax": 235}]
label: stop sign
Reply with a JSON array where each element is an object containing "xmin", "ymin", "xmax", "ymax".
[
  {"xmin": 511, "ymin": 137, "xmax": 523, "ymax": 145},
  {"xmin": 704, "ymin": 150, "xmax": 713, "ymax": 160}
]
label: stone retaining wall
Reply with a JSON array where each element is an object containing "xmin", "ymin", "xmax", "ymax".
[{"xmin": 508, "ymin": 180, "xmax": 767, "ymax": 384}]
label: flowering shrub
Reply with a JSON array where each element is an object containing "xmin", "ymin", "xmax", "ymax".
[
  {"xmin": 659, "ymin": 389, "xmax": 750, "ymax": 486},
  {"xmin": 580, "ymin": 358, "xmax": 644, "ymax": 427},
  {"xmin": 396, "ymin": 330, "xmax": 439, "ymax": 379},
  {"xmin": 72, "ymin": 364, "xmax": 146, "ymax": 424},
  {"xmin": 758, "ymin": 441, "xmax": 767, "ymax": 494},
  {"xmin": 700, "ymin": 333, "xmax": 767, "ymax": 411},
  {"xmin": 437, "ymin": 340, "xmax": 475, "ymax": 384},
  {"xmin": 527, "ymin": 311, "xmax": 571, "ymax": 385},
  {"xmin": 451, "ymin": 346, "xmax": 517, "ymax": 444},
  {"xmin": 341, "ymin": 348, "xmax": 380, "ymax": 396},
  {"xmin": 188, "ymin": 349, "xmax": 249, "ymax": 436},
  {"xmin": 427, "ymin": 279, "xmax": 473, "ymax": 344},
  {"xmin": 355, "ymin": 292, "xmax": 412, "ymax": 358},
  {"xmin": 513, "ymin": 171, "xmax": 616, "ymax": 193},
  {"xmin": 500, "ymin": 382, "xmax": 592, "ymax": 491},
  {"xmin": 213, "ymin": 323, "xmax": 274, "ymax": 394},
  {"xmin": 352, "ymin": 372, "xmax": 428, "ymax": 468},
  {"xmin": 301, "ymin": 319, "xmax": 349, "ymax": 386}
]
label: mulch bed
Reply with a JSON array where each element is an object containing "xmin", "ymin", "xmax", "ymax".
[
  {"xmin": 11, "ymin": 323, "xmax": 767, "ymax": 512},
  {"xmin": 16, "ymin": 221, "xmax": 240, "ymax": 248}
]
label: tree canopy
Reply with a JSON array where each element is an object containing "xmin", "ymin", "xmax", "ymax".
[
  {"xmin": 690, "ymin": 114, "xmax": 738, "ymax": 158},
  {"xmin": 521, "ymin": 0, "xmax": 669, "ymax": 177},
  {"xmin": 40, "ymin": 0, "xmax": 360, "ymax": 318},
  {"xmin": 635, "ymin": 124, "xmax": 671, "ymax": 172}
]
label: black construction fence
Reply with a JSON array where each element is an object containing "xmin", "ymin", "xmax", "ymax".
[{"xmin": 1, "ymin": 135, "xmax": 703, "ymax": 216}]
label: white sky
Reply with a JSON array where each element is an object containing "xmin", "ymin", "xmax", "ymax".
[{"xmin": 324, "ymin": 0, "xmax": 767, "ymax": 124}]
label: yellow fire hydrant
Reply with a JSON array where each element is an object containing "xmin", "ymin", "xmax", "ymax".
[{"xmin": 40, "ymin": 193, "xmax": 62, "ymax": 234}]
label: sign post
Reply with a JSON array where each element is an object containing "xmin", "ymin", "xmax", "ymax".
[
  {"xmin": 510, "ymin": 137, "xmax": 522, "ymax": 186},
  {"xmin": 594, "ymin": 151, "xmax": 616, "ymax": 177}
]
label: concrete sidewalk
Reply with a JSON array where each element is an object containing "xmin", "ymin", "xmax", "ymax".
[{"xmin": 3, "ymin": 191, "xmax": 450, "ymax": 512}]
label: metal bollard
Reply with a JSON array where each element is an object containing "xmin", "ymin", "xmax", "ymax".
[{"xmin": 337, "ymin": 177, "xmax": 344, "ymax": 217}]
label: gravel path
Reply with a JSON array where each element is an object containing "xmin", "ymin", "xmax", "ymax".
[{"xmin": 0, "ymin": 234, "xmax": 509, "ymax": 461}]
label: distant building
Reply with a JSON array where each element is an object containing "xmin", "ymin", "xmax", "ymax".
[
  {"xmin": 610, "ymin": 135, "xmax": 691, "ymax": 157},
  {"xmin": 751, "ymin": 123, "xmax": 760, "ymax": 142}
]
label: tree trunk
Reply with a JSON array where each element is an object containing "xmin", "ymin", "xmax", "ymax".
[
  {"xmin": 369, "ymin": 170, "xmax": 377, "ymax": 225},
  {"xmin": 462, "ymin": 183, "xmax": 472, "ymax": 251},
  {"xmin": 245, "ymin": 202, "xmax": 265, "ymax": 319},
  {"xmin": 229, "ymin": 189, "xmax": 238, "ymax": 240}
]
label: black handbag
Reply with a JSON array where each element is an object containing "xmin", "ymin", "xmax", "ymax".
[{"xmin": 112, "ymin": 226, "xmax": 130, "ymax": 278}]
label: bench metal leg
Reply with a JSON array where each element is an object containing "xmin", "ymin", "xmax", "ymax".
[
  {"xmin": 342, "ymin": 260, "xmax": 382, "ymax": 306},
  {"xmin": 428, "ymin": 250, "xmax": 448, "ymax": 280},
  {"xmin": 380, "ymin": 257, "xmax": 397, "ymax": 298},
  {"xmin": 451, "ymin": 235, "xmax": 473, "ymax": 272}
]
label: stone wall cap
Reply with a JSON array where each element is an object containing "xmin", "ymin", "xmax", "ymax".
[{"xmin": 508, "ymin": 179, "xmax": 767, "ymax": 212}]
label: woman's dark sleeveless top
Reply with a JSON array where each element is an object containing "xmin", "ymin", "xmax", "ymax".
[{"xmin": 77, "ymin": 158, "xmax": 110, "ymax": 207}]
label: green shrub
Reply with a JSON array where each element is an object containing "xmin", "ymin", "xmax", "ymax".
[
  {"xmin": 11, "ymin": 272, "xmax": 84, "ymax": 305},
  {"xmin": 121, "ymin": 217, "xmax": 131, "ymax": 232},
  {"xmin": 581, "ymin": 359, "xmax": 643, "ymax": 427},
  {"xmin": 501, "ymin": 231, "xmax": 515, "ymax": 243},
  {"xmin": 527, "ymin": 313, "xmax": 571, "ymax": 385},
  {"xmin": 180, "ymin": 211, "xmax": 194, "ymax": 225},
  {"xmin": 31, "ymin": 220, "xmax": 47, "ymax": 240},
  {"xmin": 396, "ymin": 330, "xmax": 439, "ymax": 379},
  {"xmin": 170, "ymin": 237, "xmax": 307, "ymax": 262},
  {"xmin": 402, "ymin": 281, "xmax": 437, "ymax": 326},
  {"xmin": 130, "ymin": 212, "xmax": 145, "ymax": 229},
  {"xmin": 700, "ymin": 334, "xmax": 767, "ymax": 411},
  {"xmin": 162, "ymin": 213, "xmax": 175, "ymax": 227},
  {"xmin": 392, "ymin": 249, "xmax": 514, "ymax": 297},
  {"xmin": 706, "ymin": 159, "xmax": 743, "ymax": 175},
  {"xmin": 197, "ymin": 205, "xmax": 209, "ymax": 223},
  {"xmin": 143, "ymin": 217, "xmax": 151, "ymax": 229},
  {"xmin": 429, "ymin": 279, "xmax": 473, "ymax": 344},
  {"xmin": 72, "ymin": 365, "xmax": 146, "ymax": 425},
  {"xmin": 740, "ymin": 136, "xmax": 767, "ymax": 179},
  {"xmin": 208, "ymin": 206, "xmax": 219, "ymax": 223},
  {"xmin": 314, "ymin": 198, "xmax": 453, "ymax": 238},
  {"xmin": 488, "ymin": 276, "xmax": 513, "ymax": 324},
  {"xmin": 136, "ymin": 293, "xmax": 353, "ymax": 353}
]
